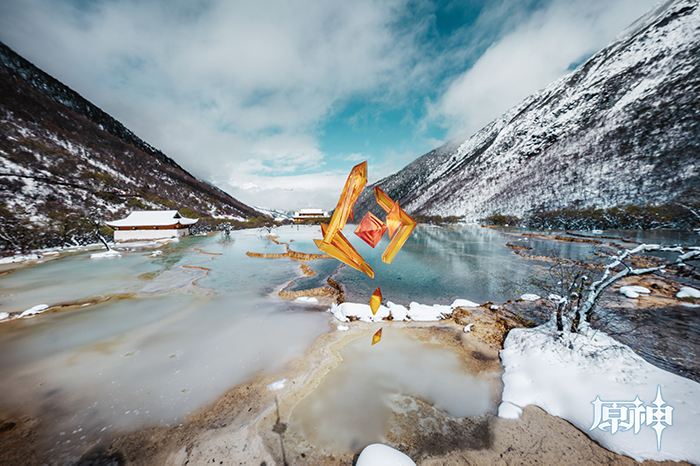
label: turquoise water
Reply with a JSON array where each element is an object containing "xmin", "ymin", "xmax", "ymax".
[
  {"xmin": 0, "ymin": 228, "xmax": 330, "ymax": 463},
  {"xmin": 0, "ymin": 224, "xmax": 694, "ymax": 462},
  {"xmin": 325, "ymin": 225, "xmax": 562, "ymax": 304}
]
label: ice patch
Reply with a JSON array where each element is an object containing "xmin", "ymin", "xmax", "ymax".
[
  {"xmin": 356, "ymin": 444, "xmax": 416, "ymax": 466},
  {"xmin": 295, "ymin": 297, "xmax": 319, "ymax": 304},
  {"xmin": 0, "ymin": 253, "xmax": 41, "ymax": 264},
  {"xmin": 676, "ymin": 286, "xmax": 700, "ymax": 299},
  {"xmin": 90, "ymin": 250, "xmax": 122, "ymax": 259},
  {"xmin": 19, "ymin": 304, "xmax": 49, "ymax": 318},
  {"xmin": 619, "ymin": 285, "xmax": 650, "ymax": 298},
  {"xmin": 520, "ymin": 294, "xmax": 541, "ymax": 301},
  {"xmin": 267, "ymin": 379, "xmax": 287, "ymax": 391},
  {"xmin": 497, "ymin": 401, "xmax": 522, "ymax": 419},
  {"xmin": 451, "ymin": 298, "xmax": 480, "ymax": 308}
]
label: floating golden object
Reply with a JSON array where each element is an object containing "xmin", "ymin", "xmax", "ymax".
[
  {"xmin": 374, "ymin": 187, "xmax": 417, "ymax": 264},
  {"xmin": 369, "ymin": 287, "xmax": 382, "ymax": 315},
  {"xmin": 372, "ymin": 327, "xmax": 383, "ymax": 345}
]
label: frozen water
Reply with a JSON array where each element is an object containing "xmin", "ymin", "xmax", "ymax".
[
  {"xmin": 0, "ymin": 228, "xmax": 330, "ymax": 463},
  {"xmin": 288, "ymin": 327, "xmax": 495, "ymax": 453}
]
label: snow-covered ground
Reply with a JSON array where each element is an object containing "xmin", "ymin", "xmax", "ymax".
[
  {"xmin": 329, "ymin": 298, "xmax": 479, "ymax": 323},
  {"xmin": 499, "ymin": 319, "xmax": 700, "ymax": 464},
  {"xmin": 326, "ymin": 288, "xmax": 700, "ymax": 463}
]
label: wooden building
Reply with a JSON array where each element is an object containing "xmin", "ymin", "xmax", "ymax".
[
  {"xmin": 293, "ymin": 208, "xmax": 330, "ymax": 223},
  {"xmin": 106, "ymin": 210, "xmax": 198, "ymax": 242}
]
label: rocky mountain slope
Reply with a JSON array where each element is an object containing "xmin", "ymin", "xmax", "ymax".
[
  {"xmin": 0, "ymin": 41, "xmax": 265, "ymax": 253},
  {"xmin": 356, "ymin": 0, "xmax": 700, "ymax": 227}
]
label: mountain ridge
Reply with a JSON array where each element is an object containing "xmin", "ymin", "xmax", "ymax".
[
  {"xmin": 355, "ymin": 0, "xmax": 700, "ymax": 227},
  {"xmin": 0, "ymin": 41, "xmax": 266, "ymax": 254}
]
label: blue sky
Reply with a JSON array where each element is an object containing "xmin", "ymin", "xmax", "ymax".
[{"xmin": 0, "ymin": 0, "xmax": 658, "ymax": 211}]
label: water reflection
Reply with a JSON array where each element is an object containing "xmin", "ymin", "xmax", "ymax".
[
  {"xmin": 288, "ymin": 326, "xmax": 495, "ymax": 453},
  {"xmin": 330, "ymin": 225, "xmax": 548, "ymax": 305},
  {"xmin": 0, "ymin": 228, "xmax": 330, "ymax": 463}
]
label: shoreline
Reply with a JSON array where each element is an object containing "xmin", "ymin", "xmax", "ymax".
[
  {"xmin": 1, "ymin": 227, "xmax": 698, "ymax": 464},
  {"xmin": 1, "ymin": 300, "xmax": 688, "ymax": 465},
  {"xmin": 63, "ymin": 303, "xmax": 693, "ymax": 465}
]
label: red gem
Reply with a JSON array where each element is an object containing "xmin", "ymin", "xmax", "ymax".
[{"xmin": 354, "ymin": 212, "xmax": 387, "ymax": 248}]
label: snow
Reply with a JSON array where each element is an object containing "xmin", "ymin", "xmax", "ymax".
[
  {"xmin": 266, "ymin": 379, "xmax": 287, "ymax": 391},
  {"xmin": 619, "ymin": 285, "xmax": 651, "ymax": 298},
  {"xmin": 0, "ymin": 312, "xmax": 9, "ymax": 321},
  {"xmin": 90, "ymin": 250, "xmax": 122, "ymax": 259},
  {"xmin": 677, "ymin": 287, "xmax": 700, "ymax": 299},
  {"xmin": 497, "ymin": 401, "xmax": 522, "ymax": 420},
  {"xmin": 0, "ymin": 253, "xmax": 41, "ymax": 264},
  {"xmin": 329, "ymin": 299, "xmax": 468, "ymax": 323},
  {"xmin": 370, "ymin": 0, "xmax": 700, "ymax": 222},
  {"xmin": 295, "ymin": 297, "xmax": 318, "ymax": 304},
  {"xmin": 463, "ymin": 323, "xmax": 474, "ymax": 332},
  {"xmin": 451, "ymin": 298, "xmax": 480, "ymax": 308},
  {"xmin": 500, "ymin": 320, "xmax": 700, "ymax": 463},
  {"xmin": 356, "ymin": 444, "xmax": 416, "ymax": 466},
  {"xmin": 106, "ymin": 210, "xmax": 198, "ymax": 227},
  {"xmin": 19, "ymin": 304, "xmax": 49, "ymax": 318},
  {"xmin": 336, "ymin": 325, "xmax": 349, "ymax": 331},
  {"xmin": 520, "ymin": 293, "xmax": 541, "ymax": 301}
]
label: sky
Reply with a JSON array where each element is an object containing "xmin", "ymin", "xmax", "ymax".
[{"xmin": 0, "ymin": 0, "xmax": 659, "ymax": 211}]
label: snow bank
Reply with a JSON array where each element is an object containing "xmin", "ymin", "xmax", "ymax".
[
  {"xmin": 295, "ymin": 297, "xmax": 319, "ymax": 304},
  {"xmin": 19, "ymin": 304, "xmax": 49, "ymax": 318},
  {"xmin": 356, "ymin": 444, "xmax": 416, "ymax": 466},
  {"xmin": 677, "ymin": 287, "xmax": 700, "ymax": 299},
  {"xmin": 329, "ymin": 298, "xmax": 478, "ymax": 323},
  {"xmin": 500, "ymin": 320, "xmax": 700, "ymax": 463},
  {"xmin": 90, "ymin": 250, "xmax": 122, "ymax": 259},
  {"xmin": 0, "ymin": 253, "xmax": 41, "ymax": 264},
  {"xmin": 0, "ymin": 312, "xmax": 9, "ymax": 321},
  {"xmin": 619, "ymin": 286, "xmax": 650, "ymax": 298}
]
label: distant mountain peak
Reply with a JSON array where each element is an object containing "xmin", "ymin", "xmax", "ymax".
[{"xmin": 355, "ymin": 0, "xmax": 700, "ymax": 225}]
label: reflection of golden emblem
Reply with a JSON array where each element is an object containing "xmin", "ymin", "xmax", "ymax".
[{"xmin": 371, "ymin": 328, "xmax": 383, "ymax": 345}]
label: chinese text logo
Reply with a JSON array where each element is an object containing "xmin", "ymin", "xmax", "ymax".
[{"xmin": 590, "ymin": 385, "xmax": 673, "ymax": 451}]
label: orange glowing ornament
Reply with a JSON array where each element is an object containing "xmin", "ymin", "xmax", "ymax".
[
  {"xmin": 315, "ymin": 161, "xmax": 375, "ymax": 278},
  {"xmin": 369, "ymin": 287, "xmax": 382, "ymax": 315},
  {"xmin": 314, "ymin": 223, "xmax": 374, "ymax": 278},
  {"xmin": 385, "ymin": 201, "xmax": 402, "ymax": 239},
  {"xmin": 372, "ymin": 327, "xmax": 383, "ymax": 345},
  {"xmin": 355, "ymin": 212, "xmax": 387, "ymax": 248},
  {"xmin": 322, "ymin": 161, "xmax": 367, "ymax": 247},
  {"xmin": 374, "ymin": 187, "xmax": 417, "ymax": 264}
]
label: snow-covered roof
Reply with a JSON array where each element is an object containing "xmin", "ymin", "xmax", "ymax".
[
  {"xmin": 297, "ymin": 208, "xmax": 326, "ymax": 215},
  {"xmin": 106, "ymin": 210, "xmax": 198, "ymax": 227}
]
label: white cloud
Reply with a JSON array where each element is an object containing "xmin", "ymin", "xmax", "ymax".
[
  {"xmin": 0, "ymin": 0, "xmax": 662, "ymax": 210},
  {"xmin": 426, "ymin": 0, "xmax": 659, "ymax": 139},
  {"xmin": 219, "ymin": 171, "xmax": 352, "ymax": 211},
  {"xmin": 0, "ymin": 0, "xmax": 412, "ymax": 194}
]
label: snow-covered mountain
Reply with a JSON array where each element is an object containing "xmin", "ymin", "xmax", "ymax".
[
  {"xmin": 356, "ymin": 0, "xmax": 700, "ymax": 223},
  {"xmin": 0, "ymin": 41, "xmax": 266, "ymax": 252}
]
